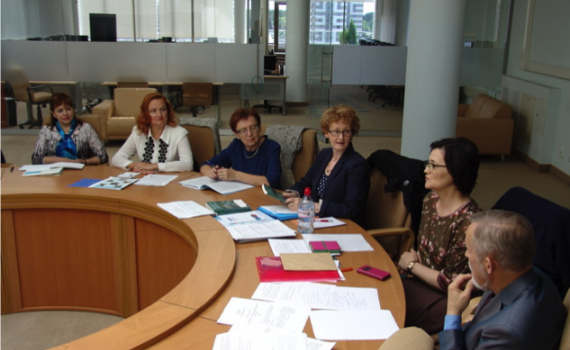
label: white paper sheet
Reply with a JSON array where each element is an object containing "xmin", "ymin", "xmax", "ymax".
[
  {"xmin": 302, "ymin": 234, "xmax": 374, "ymax": 252},
  {"xmin": 268, "ymin": 239, "xmax": 311, "ymax": 256},
  {"xmin": 227, "ymin": 326, "xmax": 336, "ymax": 350},
  {"xmin": 157, "ymin": 200, "xmax": 215, "ymax": 219},
  {"xmin": 252, "ymin": 283, "xmax": 380, "ymax": 310},
  {"xmin": 135, "ymin": 174, "xmax": 178, "ymax": 186},
  {"xmin": 310, "ymin": 309, "xmax": 399, "ymax": 340},
  {"xmin": 213, "ymin": 332, "xmax": 308, "ymax": 350},
  {"xmin": 313, "ymin": 217, "xmax": 346, "ymax": 229},
  {"xmin": 179, "ymin": 176, "xmax": 254, "ymax": 195},
  {"xmin": 19, "ymin": 162, "xmax": 84, "ymax": 171},
  {"xmin": 217, "ymin": 297, "xmax": 310, "ymax": 333}
]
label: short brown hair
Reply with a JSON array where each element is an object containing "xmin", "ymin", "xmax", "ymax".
[
  {"xmin": 136, "ymin": 93, "xmax": 178, "ymax": 135},
  {"xmin": 49, "ymin": 92, "xmax": 81, "ymax": 128},
  {"xmin": 229, "ymin": 108, "xmax": 261, "ymax": 133},
  {"xmin": 319, "ymin": 104, "xmax": 361, "ymax": 135}
]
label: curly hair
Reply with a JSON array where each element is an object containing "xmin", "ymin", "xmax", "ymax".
[
  {"xmin": 135, "ymin": 93, "xmax": 178, "ymax": 135},
  {"xmin": 319, "ymin": 104, "xmax": 361, "ymax": 135}
]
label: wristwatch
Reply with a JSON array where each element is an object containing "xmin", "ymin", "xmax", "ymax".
[{"xmin": 407, "ymin": 261, "xmax": 417, "ymax": 273}]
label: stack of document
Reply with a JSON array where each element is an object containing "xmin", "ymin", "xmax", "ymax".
[
  {"xmin": 157, "ymin": 200, "xmax": 215, "ymax": 219},
  {"xmin": 179, "ymin": 176, "xmax": 253, "ymax": 195},
  {"xmin": 215, "ymin": 210, "xmax": 296, "ymax": 243}
]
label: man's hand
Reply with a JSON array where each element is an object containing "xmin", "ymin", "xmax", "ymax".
[{"xmin": 447, "ymin": 274, "xmax": 474, "ymax": 316}]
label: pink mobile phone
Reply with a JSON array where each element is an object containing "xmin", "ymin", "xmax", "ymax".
[{"xmin": 357, "ymin": 265, "xmax": 391, "ymax": 280}]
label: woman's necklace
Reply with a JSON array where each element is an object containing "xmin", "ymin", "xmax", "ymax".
[
  {"xmin": 244, "ymin": 147, "xmax": 259, "ymax": 159},
  {"xmin": 325, "ymin": 158, "xmax": 339, "ymax": 175}
]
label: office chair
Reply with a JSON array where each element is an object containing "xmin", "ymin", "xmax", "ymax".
[
  {"xmin": 180, "ymin": 119, "xmax": 221, "ymax": 171},
  {"xmin": 6, "ymin": 68, "xmax": 53, "ymax": 129},
  {"xmin": 177, "ymin": 83, "xmax": 213, "ymax": 117}
]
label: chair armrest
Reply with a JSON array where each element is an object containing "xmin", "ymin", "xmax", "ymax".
[
  {"xmin": 368, "ymin": 227, "xmax": 414, "ymax": 261},
  {"xmin": 457, "ymin": 104, "xmax": 469, "ymax": 117},
  {"xmin": 27, "ymin": 85, "xmax": 54, "ymax": 94},
  {"xmin": 92, "ymin": 100, "xmax": 114, "ymax": 141},
  {"xmin": 380, "ymin": 327, "xmax": 434, "ymax": 350}
]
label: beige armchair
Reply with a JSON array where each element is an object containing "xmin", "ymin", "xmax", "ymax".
[
  {"xmin": 456, "ymin": 94, "xmax": 514, "ymax": 161},
  {"xmin": 92, "ymin": 87, "xmax": 157, "ymax": 141},
  {"xmin": 365, "ymin": 167, "xmax": 414, "ymax": 263}
]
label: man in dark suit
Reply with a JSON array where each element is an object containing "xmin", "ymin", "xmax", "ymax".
[{"xmin": 439, "ymin": 210, "xmax": 567, "ymax": 350}]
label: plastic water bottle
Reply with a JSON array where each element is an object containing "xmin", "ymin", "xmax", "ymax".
[{"xmin": 298, "ymin": 187, "xmax": 315, "ymax": 234}]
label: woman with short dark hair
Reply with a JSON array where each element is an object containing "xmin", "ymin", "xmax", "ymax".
[
  {"xmin": 200, "ymin": 107, "xmax": 281, "ymax": 188},
  {"xmin": 397, "ymin": 137, "xmax": 482, "ymax": 334},
  {"xmin": 32, "ymin": 92, "xmax": 108, "ymax": 165}
]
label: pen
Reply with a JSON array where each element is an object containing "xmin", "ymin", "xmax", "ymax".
[
  {"xmin": 315, "ymin": 219, "xmax": 331, "ymax": 222},
  {"xmin": 341, "ymin": 267, "xmax": 353, "ymax": 272}
]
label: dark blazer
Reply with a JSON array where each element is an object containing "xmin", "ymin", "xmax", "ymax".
[
  {"xmin": 439, "ymin": 268, "xmax": 567, "ymax": 350},
  {"xmin": 290, "ymin": 143, "xmax": 370, "ymax": 227}
]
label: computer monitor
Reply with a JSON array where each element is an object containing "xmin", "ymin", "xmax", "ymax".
[
  {"xmin": 90, "ymin": 14, "xmax": 117, "ymax": 42},
  {"xmin": 264, "ymin": 55, "xmax": 277, "ymax": 74}
]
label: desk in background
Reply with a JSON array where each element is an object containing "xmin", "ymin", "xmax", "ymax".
[
  {"xmin": 241, "ymin": 75, "xmax": 288, "ymax": 115},
  {"xmin": 1, "ymin": 166, "xmax": 404, "ymax": 350},
  {"xmin": 102, "ymin": 82, "xmax": 223, "ymax": 126}
]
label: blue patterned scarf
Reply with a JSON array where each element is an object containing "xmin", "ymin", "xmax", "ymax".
[{"xmin": 55, "ymin": 119, "xmax": 77, "ymax": 159}]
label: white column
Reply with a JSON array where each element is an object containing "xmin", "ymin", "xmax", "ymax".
[
  {"xmin": 373, "ymin": 0, "xmax": 383, "ymax": 40},
  {"xmin": 400, "ymin": 0, "xmax": 467, "ymax": 160},
  {"xmin": 380, "ymin": 0, "xmax": 397, "ymax": 44},
  {"xmin": 395, "ymin": 0, "xmax": 409, "ymax": 46},
  {"xmin": 285, "ymin": 0, "xmax": 309, "ymax": 103},
  {"xmin": 234, "ymin": 0, "xmax": 246, "ymax": 44}
]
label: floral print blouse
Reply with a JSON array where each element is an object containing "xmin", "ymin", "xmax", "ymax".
[{"xmin": 417, "ymin": 191, "xmax": 482, "ymax": 291}]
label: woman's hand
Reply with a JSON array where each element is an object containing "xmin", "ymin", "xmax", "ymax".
[
  {"xmin": 215, "ymin": 167, "xmax": 237, "ymax": 181},
  {"xmin": 129, "ymin": 162, "xmax": 158, "ymax": 173},
  {"xmin": 398, "ymin": 249, "xmax": 420, "ymax": 271},
  {"xmin": 285, "ymin": 197, "xmax": 301, "ymax": 212}
]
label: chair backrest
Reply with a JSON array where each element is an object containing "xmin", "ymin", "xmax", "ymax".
[
  {"xmin": 366, "ymin": 167, "xmax": 412, "ymax": 230},
  {"xmin": 492, "ymin": 186, "xmax": 570, "ymax": 297},
  {"xmin": 113, "ymin": 88, "xmax": 157, "ymax": 116},
  {"xmin": 260, "ymin": 125, "xmax": 318, "ymax": 186},
  {"xmin": 117, "ymin": 82, "xmax": 149, "ymax": 88},
  {"xmin": 5, "ymin": 68, "xmax": 32, "ymax": 102},
  {"xmin": 465, "ymin": 94, "xmax": 513, "ymax": 119},
  {"xmin": 181, "ymin": 124, "xmax": 217, "ymax": 171},
  {"xmin": 182, "ymin": 83, "xmax": 213, "ymax": 107},
  {"xmin": 559, "ymin": 290, "xmax": 570, "ymax": 350}
]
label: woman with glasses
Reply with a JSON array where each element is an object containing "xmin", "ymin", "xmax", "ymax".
[
  {"xmin": 200, "ymin": 108, "xmax": 281, "ymax": 188},
  {"xmin": 284, "ymin": 104, "xmax": 370, "ymax": 227},
  {"xmin": 111, "ymin": 92, "xmax": 193, "ymax": 173},
  {"xmin": 32, "ymin": 92, "xmax": 108, "ymax": 165},
  {"xmin": 397, "ymin": 137, "xmax": 481, "ymax": 334}
]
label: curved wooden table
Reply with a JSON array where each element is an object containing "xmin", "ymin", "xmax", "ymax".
[{"xmin": 1, "ymin": 167, "xmax": 405, "ymax": 350}]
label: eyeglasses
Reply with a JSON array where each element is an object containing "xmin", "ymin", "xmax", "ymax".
[
  {"xmin": 237, "ymin": 124, "xmax": 259, "ymax": 136},
  {"xmin": 424, "ymin": 160, "xmax": 447, "ymax": 171},
  {"xmin": 328, "ymin": 129, "xmax": 352, "ymax": 137}
]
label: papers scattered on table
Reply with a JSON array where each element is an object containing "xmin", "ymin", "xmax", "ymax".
[
  {"xmin": 310, "ymin": 309, "xmax": 399, "ymax": 340},
  {"xmin": 118, "ymin": 172, "xmax": 140, "ymax": 178},
  {"xmin": 179, "ymin": 176, "xmax": 254, "ymax": 195},
  {"xmin": 258, "ymin": 204, "xmax": 298, "ymax": 220},
  {"xmin": 88, "ymin": 176, "xmax": 138, "ymax": 190},
  {"xmin": 22, "ymin": 167, "xmax": 63, "ymax": 176},
  {"xmin": 302, "ymin": 234, "xmax": 374, "ymax": 252},
  {"xmin": 213, "ymin": 332, "xmax": 309, "ymax": 350},
  {"xmin": 19, "ymin": 162, "xmax": 85, "ymax": 171},
  {"xmin": 251, "ymin": 282, "xmax": 381, "ymax": 310},
  {"xmin": 135, "ymin": 174, "xmax": 178, "ymax": 186},
  {"xmin": 268, "ymin": 239, "xmax": 311, "ymax": 256},
  {"xmin": 157, "ymin": 200, "xmax": 215, "ymax": 219},
  {"xmin": 217, "ymin": 297, "xmax": 310, "ymax": 333},
  {"xmin": 216, "ymin": 210, "xmax": 296, "ymax": 243},
  {"xmin": 313, "ymin": 217, "xmax": 346, "ymax": 229}
]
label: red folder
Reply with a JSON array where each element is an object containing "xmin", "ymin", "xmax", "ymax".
[{"xmin": 256, "ymin": 256, "xmax": 341, "ymax": 282}]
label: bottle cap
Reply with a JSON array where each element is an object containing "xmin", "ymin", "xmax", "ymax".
[{"xmin": 304, "ymin": 187, "xmax": 311, "ymax": 197}]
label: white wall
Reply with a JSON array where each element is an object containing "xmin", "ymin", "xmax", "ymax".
[{"xmin": 506, "ymin": 0, "xmax": 570, "ymax": 175}]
